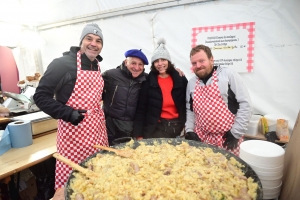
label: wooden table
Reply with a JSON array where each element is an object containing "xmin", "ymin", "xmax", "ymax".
[
  {"xmin": 244, "ymin": 132, "xmax": 288, "ymax": 143},
  {"xmin": 0, "ymin": 131, "xmax": 57, "ymax": 180}
]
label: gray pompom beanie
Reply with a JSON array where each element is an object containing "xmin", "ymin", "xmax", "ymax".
[
  {"xmin": 151, "ymin": 38, "xmax": 171, "ymax": 63},
  {"xmin": 79, "ymin": 23, "xmax": 103, "ymax": 45}
]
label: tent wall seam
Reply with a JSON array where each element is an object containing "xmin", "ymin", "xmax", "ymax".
[{"xmin": 37, "ymin": 0, "xmax": 214, "ymax": 31}]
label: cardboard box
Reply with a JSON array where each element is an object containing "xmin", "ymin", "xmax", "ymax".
[
  {"xmin": 31, "ymin": 118, "xmax": 57, "ymax": 135},
  {"xmin": 12, "ymin": 112, "xmax": 57, "ymax": 135}
]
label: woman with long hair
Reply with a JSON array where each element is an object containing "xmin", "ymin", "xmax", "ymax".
[{"xmin": 133, "ymin": 38, "xmax": 187, "ymax": 138}]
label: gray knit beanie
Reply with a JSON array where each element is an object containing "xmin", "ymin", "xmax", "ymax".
[
  {"xmin": 151, "ymin": 38, "xmax": 171, "ymax": 63},
  {"xmin": 79, "ymin": 23, "xmax": 103, "ymax": 45}
]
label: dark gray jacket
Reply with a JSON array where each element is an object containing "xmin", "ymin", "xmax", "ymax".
[
  {"xmin": 102, "ymin": 62, "xmax": 146, "ymax": 122},
  {"xmin": 34, "ymin": 46, "xmax": 102, "ymax": 122}
]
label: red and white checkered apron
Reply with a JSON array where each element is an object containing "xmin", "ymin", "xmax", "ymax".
[
  {"xmin": 55, "ymin": 51, "xmax": 108, "ymax": 189},
  {"xmin": 193, "ymin": 70, "xmax": 242, "ymax": 156}
]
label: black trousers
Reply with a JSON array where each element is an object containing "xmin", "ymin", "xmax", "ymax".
[
  {"xmin": 151, "ymin": 118, "xmax": 184, "ymax": 138},
  {"xmin": 106, "ymin": 116, "xmax": 133, "ymax": 146}
]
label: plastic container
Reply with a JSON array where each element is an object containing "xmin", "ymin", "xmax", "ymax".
[
  {"xmin": 255, "ymin": 169, "xmax": 283, "ymax": 179},
  {"xmin": 261, "ymin": 179, "xmax": 282, "ymax": 189},
  {"xmin": 264, "ymin": 114, "xmax": 289, "ymax": 132},
  {"xmin": 247, "ymin": 163, "xmax": 283, "ymax": 173},
  {"xmin": 263, "ymin": 182, "xmax": 282, "ymax": 190},
  {"xmin": 262, "ymin": 182, "xmax": 282, "ymax": 199},
  {"xmin": 263, "ymin": 190, "xmax": 281, "ymax": 200},
  {"xmin": 239, "ymin": 140, "xmax": 285, "ymax": 168},
  {"xmin": 239, "ymin": 152, "xmax": 284, "ymax": 168},
  {"xmin": 246, "ymin": 115, "xmax": 261, "ymax": 136}
]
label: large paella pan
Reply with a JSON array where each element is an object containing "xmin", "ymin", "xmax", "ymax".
[{"xmin": 64, "ymin": 138, "xmax": 263, "ymax": 199}]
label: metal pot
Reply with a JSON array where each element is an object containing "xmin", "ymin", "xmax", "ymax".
[{"xmin": 64, "ymin": 138, "xmax": 263, "ymax": 199}]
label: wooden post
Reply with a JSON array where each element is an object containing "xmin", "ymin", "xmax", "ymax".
[{"xmin": 280, "ymin": 110, "xmax": 300, "ymax": 199}]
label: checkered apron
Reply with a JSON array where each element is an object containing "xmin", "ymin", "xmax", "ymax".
[
  {"xmin": 55, "ymin": 51, "xmax": 108, "ymax": 189},
  {"xmin": 193, "ymin": 70, "xmax": 242, "ymax": 156}
]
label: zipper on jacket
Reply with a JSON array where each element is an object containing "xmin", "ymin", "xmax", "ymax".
[
  {"xmin": 110, "ymin": 85, "xmax": 118, "ymax": 106},
  {"xmin": 124, "ymin": 79, "xmax": 134, "ymax": 118}
]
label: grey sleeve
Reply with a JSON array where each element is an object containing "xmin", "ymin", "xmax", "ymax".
[
  {"xmin": 185, "ymin": 77, "xmax": 196, "ymax": 133},
  {"xmin": 228, "ymin": 70, "xmax": 253, "ymax": 139}
]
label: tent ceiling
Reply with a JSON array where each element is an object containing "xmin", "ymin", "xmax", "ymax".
[{"xmin": 0, "ymin": 0, "xmax": 210, "ymax": 29}]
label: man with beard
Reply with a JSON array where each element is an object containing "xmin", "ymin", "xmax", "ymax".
[{"xmin": 185, "ymin": 44, "xmax": 252, "ymax": 156}]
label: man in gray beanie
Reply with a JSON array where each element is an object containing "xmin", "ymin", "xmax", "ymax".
[
  {"xmin": 34, "ymin": 23, "xmax": 108, "ymax": 190},
  {"xmin": 79, "ymin": 23, "xmax": 103, "ymax": 46}
]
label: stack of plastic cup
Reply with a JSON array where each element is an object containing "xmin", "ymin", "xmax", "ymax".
[{"xmin": 239, "ymin": 140, "xmax": 285, "ymax": 199}]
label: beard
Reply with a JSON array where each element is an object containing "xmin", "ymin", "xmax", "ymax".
[{"xmin": 194, "ymin": 67, "xmax": 213, "ymax": 79}]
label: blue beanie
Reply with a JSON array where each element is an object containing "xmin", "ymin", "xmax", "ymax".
[{"xmin": 124, "ymin": 49, "xmax": 148, "ymax": 65}]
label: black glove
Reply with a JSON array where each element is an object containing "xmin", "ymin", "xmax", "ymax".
[
  {"xmin": 185, "ymin": 132, "xmax": 201, "ymax": 142},
  {"xmin": 222, "ymin": 130, "xmax": 239, "ymax": 150},
  {"xmin": 265, "ymin": 131, "xmax": 278, "ymax": 143},
  {"xmin": 69, "ymin": 109, "xmax": 87, "ymax": 126}
]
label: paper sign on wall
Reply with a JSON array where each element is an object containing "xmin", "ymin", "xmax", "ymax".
[{"xmin": 191, "ymin": 22, "xmax": 255, "ymax": 73}]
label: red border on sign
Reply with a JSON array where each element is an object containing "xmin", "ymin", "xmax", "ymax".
[{"xmin": 191, "ymin": 22, "xmax": 255, "ymax": 72}]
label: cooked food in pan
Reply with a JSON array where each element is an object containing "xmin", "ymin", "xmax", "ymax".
[{"xmin": 69, "ymin": 141, "xmax": 259, "ymax": 200}]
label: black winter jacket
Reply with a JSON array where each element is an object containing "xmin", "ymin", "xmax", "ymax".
[
  {"xmin": 133, "ymin": 69, "xmax": 188, "ymax": 138},
  {"xmin": 33, "ymin": 46, "xmax": 103, "ymax": 122},
  {"xmin": 102, "ymin": 62, "xmax": 147, "ymax": 121}
]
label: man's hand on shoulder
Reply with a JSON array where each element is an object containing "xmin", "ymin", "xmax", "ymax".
[{"xmin": 175, "ymin": 68, "xmax": 185, "ymax": 77}]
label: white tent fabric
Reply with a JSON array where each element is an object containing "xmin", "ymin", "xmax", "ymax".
[
  {"xmin": 0, "ymin": 0, "xmax": 299, "ymax": 130},
  {"xmin": 0, "ymin": 0, "xmax": 160, "ymax": 27}
]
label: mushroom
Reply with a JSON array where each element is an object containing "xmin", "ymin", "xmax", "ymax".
[
  {"xmin": 75, "ymin": 193, "xmax": 84, "ymax": 200},
  {"xmin": 163, "ymin": 168, "xmax": 172, "ymax": 175},
  {"xmin": 227, "ymin": 163, "xmax": 247, "ymax": 180},
  {"xmin": 130, "ymin": 162, "xmax": 140, "ymax": 173}
]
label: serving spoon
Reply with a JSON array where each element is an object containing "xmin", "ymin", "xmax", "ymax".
[{"xmin": 53, "ymin": 153, "xmax": 98, "ymax": 178}]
